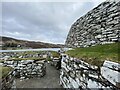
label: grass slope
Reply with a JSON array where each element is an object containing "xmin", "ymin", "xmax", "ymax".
[
  {"xmin": 0, "ymin": 66, "xmax": 13, "ymax": 79},
  {"xmin": 66, "ymin": 42, "xmax": 119, "ymax": 67}
]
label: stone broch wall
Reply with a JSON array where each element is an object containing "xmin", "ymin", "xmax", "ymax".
[{"xmin": 65, "ymin": 0, "xmax": 120, "ymax": 47}]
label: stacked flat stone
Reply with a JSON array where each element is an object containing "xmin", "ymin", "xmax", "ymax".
[
  {"xmin": 50, "ymin": 58, "xmax": 60, "ymax": 68},
  {"xmin": 60, "ymin": 54, "xmax": 120, "ymax": 89},
  {"xmin": 1, "ymin": 52, "xmax": 46, "ymax": 60},
  {"xmin": 65, "ymin": 1, "xmax": 120, "ymax": 48},
  {"xmin": 16, "ymin": 60, "xmax": 46, "ymax": 79},
  {"xmin": 3, "ymin": 60, "xmax": 46, "ymax": 79}
]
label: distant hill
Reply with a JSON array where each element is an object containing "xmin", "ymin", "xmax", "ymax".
[{"xmin": 0, "ymin": 36, "xmax": 65, "ymax": 49}]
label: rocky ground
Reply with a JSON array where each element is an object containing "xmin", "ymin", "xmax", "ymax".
[{"xmin": 15, "ymin": 63, "xmax": 62, "ymax": 88}]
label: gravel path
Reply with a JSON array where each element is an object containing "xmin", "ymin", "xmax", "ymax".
[{"xmin": 15, "ymin": 63, "xmax": 62, "ymax": 88}]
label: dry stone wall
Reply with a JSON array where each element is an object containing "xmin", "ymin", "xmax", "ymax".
[
  {"xmin": 60, "ymin": 54, "xmax": 120, "ymax": 89},
  {"xmin": 50, "ymin": 58, "xmax": 59, "ymax": 67},
  {"xmin": 65, "ymin": 0, "xmax": 120, "ymax": 47},
  {"xmin": 2, "ymin": 60, "xmax": 46, "ymax": 79}
]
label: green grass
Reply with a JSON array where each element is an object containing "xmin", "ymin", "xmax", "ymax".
[
  {"xmin": 0, "ymin": 66, "xmax": 13, "ymax": 79},
  {"xmin": 46, "ymin": 57, "xmax": 52, "ymax": 61},
  {"xmin": 7, "ymin": 57, "xmax": 45, "ymax": 61},
  {"xmin": 50, "ymin": 51, "xmax": 60, "ymax": 58},
  {"xmin": 66, "ymin": 42, "xmax": 119, "ymax": 67}
]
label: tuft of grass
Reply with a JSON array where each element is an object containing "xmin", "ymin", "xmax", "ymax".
[{"xmin": 66, "ymin": 42, "xmax": 119, "ymax": 67}]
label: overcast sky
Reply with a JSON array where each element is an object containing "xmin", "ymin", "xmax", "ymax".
[{"xmin": 1, "ymin": 0, "xmax": 105, "ymax": 44}]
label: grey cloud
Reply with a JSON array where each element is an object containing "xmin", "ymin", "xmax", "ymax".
[{"xmin": 2, "ymin": 1, "xmax": 104, "ymax": 44}]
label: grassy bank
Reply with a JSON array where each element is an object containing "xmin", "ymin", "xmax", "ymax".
[
  {"xmin": 7, "ymin": 57, "xmax": 46, "ymax": 61},
  {"xmin": 0, "ymin": 66, "xmax": 13, "ymax": 79},
  {"xmin": 66, "ymin": 43, "xmax": 119, "ymax": 66}
]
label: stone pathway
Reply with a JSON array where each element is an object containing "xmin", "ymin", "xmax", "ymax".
[{"xmin": 15, "ymin": 63, "xmax": 62, "ymax": 88}]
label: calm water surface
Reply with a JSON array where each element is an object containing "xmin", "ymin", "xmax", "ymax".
[{"xmin": 0, "ymin": 48, "xmax": 72, "ymax": 52}]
